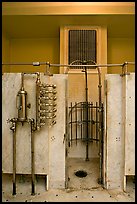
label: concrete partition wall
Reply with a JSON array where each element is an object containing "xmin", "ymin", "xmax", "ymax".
[
  {"xmin": 103, "ymin": 73, "xmax": 135, "ymax": 190},
  {"xmin": 123, "ymin": 73, "xmax": 135, "ymax": 191},
  {"xmin": 2, "ymin": 73, "xmax": 67, "ymax": 189}
]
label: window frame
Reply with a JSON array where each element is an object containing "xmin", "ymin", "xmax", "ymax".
[{"xmin": 60, "ymin": 25, "xmax": 107, "ymax": 74}]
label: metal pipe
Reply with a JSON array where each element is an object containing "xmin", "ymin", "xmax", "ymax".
[
  {"xmin": 96, "ymin": 102, "xmax": 98, "ymax": 143},
  {"xmin": 70, "ymin": 102, "xmax": 73, "ymax": 145},
  {"xmin": 36, "ymin": 73, "xmax": 41, "ymax": 130},
  {"xmin": 16, "ymin": 73, "xmax": 28, "ymax": 122},
  {"xmin": 8, "ymin": 72, "xmax": 37, "ymax": 195},
  {"xmin": 69, "ymin": 59, "xmax": 92, "ymax": 160},
  {"xmin": 88, "ymin": 102, "xmax": 91, "ymax": 141},
  {"xmin": 21, "ymin": 73, "xmax": 24, "ymax": 89},
  {"xmin": 75, "ymin": 102, "xmax": 77, "ymax": 145},
  {"xmin": 84, "ymin": 65, "xmax": 89, "ymax": 161},
  {"xmin": 31, "ymin": 119, "xmax": 35, "ymax": 195},
  {"xmin": 97, "ymin": 67, "xmax": 103, "ymax": 184},
  {"xmin": 12, "ymin": 121, "xmax": 17, "ymax": 195},
  {"xmin": 2, "ymin": 61, "xmax": 135, "ymax": 67},
  {"xmin": 81, "ymin": 105, "xmax": 83, "ymax": 140},
  {"xmin": 101, "ymin": 102, "xmax": 104, "ymax": 170},
  {"xmin": 90, "ymin": 102, "xmax": 93, "ymax": 141}
]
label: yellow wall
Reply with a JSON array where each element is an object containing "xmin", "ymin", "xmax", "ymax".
[
  {"xmin": 3, "ymin": 38, "xmax": 59, "ymax": 73},
  {"xmin": 2, "ymin": 3, "xmax": 134, "ymax": 74},
  {"xmin": 107, "ymin": 37, "xmax": 135, "ymax": 73},
  {"xmin": 2, "ymin": 31, "xmax": 10, "ymax": 72},
  {"xmin": 2, "ymin": 35, "xmax": 135, "ymax": 74}
]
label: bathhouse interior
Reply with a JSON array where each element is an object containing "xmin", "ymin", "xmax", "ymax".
[{"xmin": 2, "ymin": 2, "xmax": 135, "ymax": 202}]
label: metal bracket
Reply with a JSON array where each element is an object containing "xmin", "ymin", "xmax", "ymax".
[
  {"xmin": 44, "ymin": 62, "xmax": 53, "ymax": 76},
  {"xmin": 120, "ymin": 72, "xmax": 130, "ymax": 77},
  {"xmin": 120, "ymin": 62, "xmax": 131, "ymax": 77}
]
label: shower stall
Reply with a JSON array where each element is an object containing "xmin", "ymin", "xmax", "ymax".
[{"xmin": 2, "ymin": 61, "xmax": 135, "ymax": 195}]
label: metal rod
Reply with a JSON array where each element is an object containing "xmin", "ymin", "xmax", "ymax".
[
  {"xmin": 21, "ymin": 73, "xmax": 24, "ymax": 90},
  {"xmin": 69, "ymin": 120, "xmax": 100, "ymax": 124},
  {"xmin": 97, "ymin": 67, "xmax": 103, "ymax": 184},
  {"xmin": 88, "ymin": 102, "xmax": 91, "ymax": 141},
  {"xmin": 84, "ymin": 65, "xmax": 89, "ymax": 161},
  {"xmin": 70, "ymin": 102, "xmax": 73, "ymax": 144},
  {"xmin": 91, "ymin": 102, "xmax": 93, "ymax": 141},
  {"xmin": 31, "ymin": 120, "xmax": 35, "ymax": 195},
  {"xmin": 75, "ymin": 102, "xmax": 77, "ymax": 145},
  {"xmin": 12, "ymin": 122, "xmax": 17, "ymax": 195},
  {"xmin": 69, "ymin": 104, "xmax": 99, "ymax": 109},
  {"xmin": 96, "ymin": 102, "xmax": 98, "ymax": 143},
  {"xmin": 2, "ymin": 61, "xmax": 135, "ymax": 67},
  {"xmin": 36, "ymin": 73, "xmax": 41, "ymax": 130},
  {"xmin": 81, "ymin": 105, "xmax": 83, "ymax": 140},
  {"xmin": 101, "ymin": 102, "xmax": 104, "ymax": 171},
  {"xmin": 70, "ymin": 138, "xmax": 99, "ymax": 142}
]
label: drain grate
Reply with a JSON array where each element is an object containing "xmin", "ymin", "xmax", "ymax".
[{"xmin": 75, "ymin": 170, "xmax": 87, "ymax": 178}]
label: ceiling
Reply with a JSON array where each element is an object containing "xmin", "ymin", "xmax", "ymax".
[
  {"xmin": 2, "ymin": 14, "xmax": 135, "ymax": 39},
  {"xmin": 2, "ymin": 2, "xmax": 135, "ymax": 15}
]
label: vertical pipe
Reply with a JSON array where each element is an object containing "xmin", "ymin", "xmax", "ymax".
[
  {"xmin": 101, "ymin": 102, "xmax": 104, "ymax": 171},
  {"xmin": 91, "ymin": 102, "xmax": 93, "ymax": 141},
  {"xmin": 97, "ymin": 67, "xmax": 103, "ymax": 184},
  {"xmin": 96, "ymin": 102, "xmax": 98, "ymax": 143},
  {"xmin": 36, "ymin": 73, "xmax": 41, "ymax": 130},
  {"xmin": 84, "ymin": 66, "xmax": 89, "ymax": 161},
  {"xmin": 21, "ymin": 73, "xmax": 24, "ymax": 90},
  {"xmin": 12, "ymin": 122, "xmax": 17, "ymax": 195},
  {"xmin": 17, "ymin": 73, "xmax": 27, "ymax": 122},
  {"xmin": 31, "ymin": 120, "xmax": 35, "ymax": 195},
  {"xmin": 81, "ymin": 103, "xmax": 83, "ymax": 140},
  {"xmin": 88, "ymin": 102, "xmax": 91, "ymax": 141},
  {"xmin": 79, "ymin": 30, "xmax": 81, "ymax": 64},
  {"xmin": 75, "ymin": 102, "xmax": 77, "ymax": 145},
  {"xmin": 70, "ymin": 102, "xmax": 73, "ymax": 144}
]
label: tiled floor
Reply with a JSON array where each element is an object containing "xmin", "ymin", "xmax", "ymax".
[{"xmin": 2, "ymin": 158, "xmax": 135, "ymax": 202}]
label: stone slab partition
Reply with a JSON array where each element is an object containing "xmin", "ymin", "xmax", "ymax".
[
  {"xmin": 123, "ymin": 73, "xmax": 135, "ymax": 191},
  {"xmin": 103, "ymin": 73, "xmax": 135, "ymax": 190},
  {"xmin": 103, "ymin": 74, "xmax": 123, "ymax": 190},
  {"xmin": 2, "ymin": 73, "xmax": 67, "ymax": 189}
]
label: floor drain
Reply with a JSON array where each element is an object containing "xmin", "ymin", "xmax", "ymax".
[{"xmin": 75, "ymin": 170, "xmax": 87, "ymax": 178}]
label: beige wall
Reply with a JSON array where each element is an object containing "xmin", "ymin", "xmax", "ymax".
[{"xmin": 107, "ymin": 37, "xmax": 135, "ymax": 73}]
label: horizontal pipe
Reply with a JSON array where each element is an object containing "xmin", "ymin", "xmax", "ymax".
[
  {"xmin": 2, "ymin": 61, "xmax": 135, "ymax": 68},
  {"xmin": 69, "ymin": 138, "xmax": 99, "ymax": 142}
]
